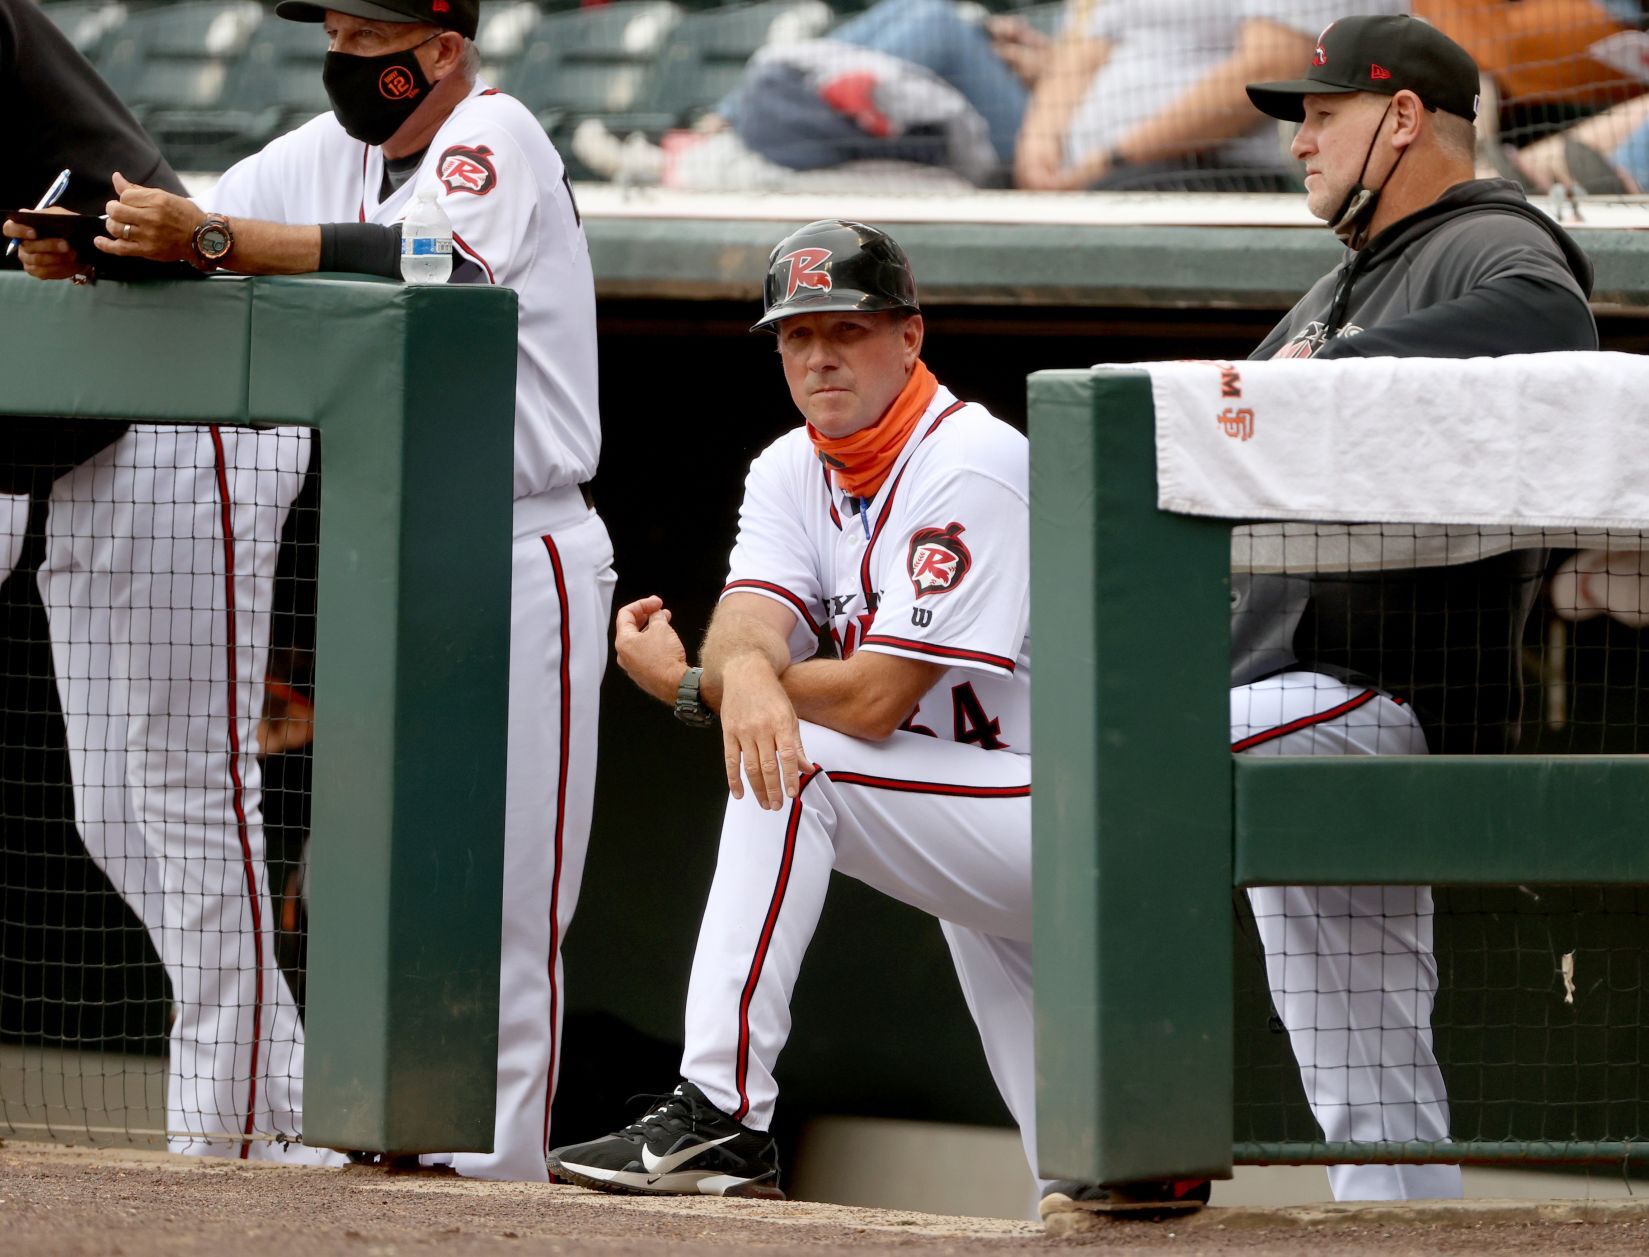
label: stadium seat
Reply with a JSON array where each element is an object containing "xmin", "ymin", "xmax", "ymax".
[
  {"xmin": 221, "ymin": 9, "xmax": 331, "ymax": 164},
  {"xmin": 635, "ymin": 0, "xmax": 833, "ymax": 131},
  {"xmin": 39, "ymin": 1, "xmax": 128, "ymax": 61},
  {"xmin": 96, "ymin": 0, "xmax": 265, "ymax": 170},
  {"xmin": 476, "ymin": 0, "xmax": 542, "ymax": 86},
  {"xmin": 501, "ymin": 1, "xmax": 685, "ymax": 173}
]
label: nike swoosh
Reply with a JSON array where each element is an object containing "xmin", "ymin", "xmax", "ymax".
[{"xmin": 641, "ymin": 1133, "xmax": 738, "ymax": 1179}]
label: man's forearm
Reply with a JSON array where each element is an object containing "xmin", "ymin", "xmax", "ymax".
[
  {"xmin": 223, "ymin": 219, "xmax": 324, "ymax": 275},
  {"xmin": 1018, "ymin": 36, "xmax": 1111, "ymax": 156},
  {"xmin": 700, "ymin": 616, "xmax": 792, "ymax": 710},
  {"xmin": 1106, "ymin": 21, "xmax": 1311, "ymax": 164},
  {"xmin": 779, "ymin": 658, "xmax": 900, "ymax": 741}
]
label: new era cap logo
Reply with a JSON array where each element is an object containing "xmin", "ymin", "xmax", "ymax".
[
  {"xmin": 433, "ymin": 0, "xmax": 450, "ymax": 10},
  {"xmin": 1370, "ymin": 63, "xmax": 1391, "ymax": 80}
]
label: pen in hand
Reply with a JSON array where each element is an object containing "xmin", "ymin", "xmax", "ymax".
[{"xmin": 6, "ymin": 167, "xmax": 72, "ymax": 259}]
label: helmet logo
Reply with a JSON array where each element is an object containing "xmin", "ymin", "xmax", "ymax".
[{"xmin": 778, "ymin": 247, "xmax": 833, "ymax": 299}]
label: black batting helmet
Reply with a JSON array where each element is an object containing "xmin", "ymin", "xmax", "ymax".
[{"xmin": 752, "ymin": 220, "xmax": 920, "ymax": 331}]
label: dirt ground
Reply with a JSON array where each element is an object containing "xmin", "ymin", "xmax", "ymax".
[{"xmin": 5, "ymin": 1141, "xmax": 1649, "ymax": 1257}]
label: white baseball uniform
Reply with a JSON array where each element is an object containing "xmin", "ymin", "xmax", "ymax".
[
  {"xmin": 13, "ymin": 423, "xmax": 330, "ymax": 1162},
  {"xmin": 678, "ymin": 384, "xmax": 1044, "ymax": 1182},
  {"xmin": 1231, "ymin": 671, "xmax": 1461, "ymax": 1200},
  {"xmin": 203, "ymin": 79, "xmax": 616, "ymax": 1179}
]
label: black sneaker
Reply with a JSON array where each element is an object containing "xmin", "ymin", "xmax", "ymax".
[
  {"xmin": 547, "ymin": 1082, "xmax": 783, "ymax": 1199},
  {"xmin": 1039, "ymin": 1177, "xmax": 1211, "ymax": 1220}
]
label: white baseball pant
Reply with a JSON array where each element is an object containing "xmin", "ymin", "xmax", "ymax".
[
  {"xmin": 678, "ymin": 723, "xmax": 1042, "ymax": 1184},
  {"xmin": 1233, "ymin": 671, "xmax": 1461, "ymax": 1201},
  {"xmin": 432, "ymin": 488, "xmax": 615, "ymax": 1180},
  {"xmin": 34, "ymin": 424, "xmax": 332, "ymax": 1161}
]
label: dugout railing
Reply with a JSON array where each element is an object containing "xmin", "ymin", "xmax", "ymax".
[
  {"xmin": 1029, "ymin": 366, "xmax": 1649, "ymax": 1185},
  {"xmin": 0, "ymin": 271, "xmax": 515, "ymax": 1154}
]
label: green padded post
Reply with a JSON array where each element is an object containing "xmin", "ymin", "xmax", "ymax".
[
  {"xmin": 1029, "ymin": 368, "xmax": 1234, "ymax": 1183},
  {"xmin": 250, "ymin": 278, "xmax": 516, "ymax": 1153},
  {"xmin": 0, "ymin": 273, "xmax": 517, "ymax": 1154}
]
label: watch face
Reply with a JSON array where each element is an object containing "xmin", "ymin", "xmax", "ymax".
[{"xmin": 199, "ymin": 224, "xmax": 231, "ymax": 259}]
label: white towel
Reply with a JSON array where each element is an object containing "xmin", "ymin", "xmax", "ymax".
[{"xmin": 1139, "ymin": 353, "xmax": 1649, "ymax": 531}]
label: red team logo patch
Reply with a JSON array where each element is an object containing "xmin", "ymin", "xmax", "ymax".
[
  {"xmin": 379, "ymin": 66, "xmax": 420, "ymax": 100},
  {"xmin": 438, "ymin": 145, "xmax": 499, "ymax": 195},
  {"xmin": 908, "ymin": 522, "xmax": 973, "ymax": 598},
  {"xmin": 778, "ymin": 247, "xmax": 833, "ymax": 299}
]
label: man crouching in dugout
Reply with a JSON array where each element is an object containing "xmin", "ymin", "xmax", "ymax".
[
  {"xmin": 549, "ymin": 221, "xmax": 1187, "ymax": 1218},
  {"xmin": 1234, "ymin": 15, "xmax": 1596, "ymax": 1202}
]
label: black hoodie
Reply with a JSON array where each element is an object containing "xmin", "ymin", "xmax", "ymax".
[
  {"xmin": 1253, "ymin": 178, "xmax": 1597, "ymax": 360},
  {"xmin": 1233, "ymin": 180, "xmax": 1598, "ymax": 752}
]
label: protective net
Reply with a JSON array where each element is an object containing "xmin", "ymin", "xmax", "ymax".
[
  {"xmin": 0, "ymin": 422, "xmax": 322, "ymax": 1158},
  {"xmin": 1230, "ymin": 524, "xmax": 1649, "ymax": 1170},
  {"xmin": 39, "ymin": 0, "xmax": 1649, "ymax": 197}
]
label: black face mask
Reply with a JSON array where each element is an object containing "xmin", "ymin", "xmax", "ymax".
[{"xmin": 323, "ymin": 35, "xmax": 440, "ymax": 147}]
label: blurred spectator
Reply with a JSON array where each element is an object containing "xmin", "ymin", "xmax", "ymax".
[
  {"xmin": 1013, "ymin": 0, "xmax": 1406, "ymax": 190},
  {"xmin": 580, "ymin": 0, "xmax": 1407, "ymax": 191}
]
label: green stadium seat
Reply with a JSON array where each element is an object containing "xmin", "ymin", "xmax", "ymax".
[
  {"xmin": 636, "ymin": 0, "xmax": 833, "ymax": 130},
  {"xmin": 475, "ymin": 0, "xmax": 542, "ymax": 86},
  {"xmin": 96, "ymin": 0, "xmax": 266, "ymax": 170},
  {"xmin": 39, "ymin": 1, "xmax": 128, "ymax": 61},
  {"xmin": 220, "ymin": 9, "xmax": 331, "ymax": 164},
  {"xmin": 501, "ymin": 1, "xmax": 685, "ymax": 173}
]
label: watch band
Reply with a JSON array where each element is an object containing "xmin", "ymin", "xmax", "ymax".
[{"xmin": 673, "ymin": 666, "xmax": 715, "ymax": 728}]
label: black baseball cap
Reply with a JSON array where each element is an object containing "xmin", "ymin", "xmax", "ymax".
[
  {"xmin": 275, "ymin": 0, "xmax": 480, "ymax": 41},
  {"xmin": 1247, "ymin": 14, "xmax": 1479, "ymax": 123}
]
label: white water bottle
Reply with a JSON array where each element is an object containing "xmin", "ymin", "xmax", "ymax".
[{"xmin": 400, "ymin": 185, "xmax": 453, "ymax": 284}]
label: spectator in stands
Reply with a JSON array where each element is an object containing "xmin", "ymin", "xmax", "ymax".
[
  {"xmin": 583, "ymin": 0, "xmax": 1407, "ymax": 191},
  {"xmin": 1013, "ymin": 0, "xmax": 1408, "ymax": 190}
]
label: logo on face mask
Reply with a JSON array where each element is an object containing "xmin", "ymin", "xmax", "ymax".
[
  {"xmin": 379, "ymin": 65, "xmax": 421, "ymax": 100},
  {"xmin": 778, "ymin": 247, "xmax": 833, "ymax": 299}
]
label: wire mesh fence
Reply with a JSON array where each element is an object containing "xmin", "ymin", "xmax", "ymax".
[
  {"xmin": 37, "ymin": 0, "xmax": 1649, "ymax": 195},
  {"xmin": 1230, "ymin": 525, "xmax": 1649, "ymax": 1171},
  {"xmin": 0, "ymin": 423, "xmax": 322, "ymax": 1157}
]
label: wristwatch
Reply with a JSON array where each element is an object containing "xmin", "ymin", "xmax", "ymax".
[
  {"xmin": 190, "ymin": 214, "xmax": 234, "ymax": 271},
  {"xmin": 673, "ymin": 666, "xmax": 715, "ymax": 728}
]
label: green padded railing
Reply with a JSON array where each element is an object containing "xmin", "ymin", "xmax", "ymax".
[
  {"xmin": 0, "ymin": 271, "xmax": 517, "ymax": 1154},
  {"xmin": 1028, "ymin": 366, "xmax": 1649, "ymax": 1183}
]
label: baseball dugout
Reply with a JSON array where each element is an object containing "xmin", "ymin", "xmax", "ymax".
[
  {"xmin": 0, "ymin": 271, "xmax": 514, "ymax": 1156},
  {"xmin": 1030, "ymin": 359, "xmax": 1649, "ymax": 1185}
]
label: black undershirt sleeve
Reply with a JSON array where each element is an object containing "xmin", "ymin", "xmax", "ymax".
[
  {"xmin": 1314, "ymin": 273, "xmax": 1598, "ymax": 359},
  {"xmin": 318, "ymin": 222, "xmax": 404, "ymax": 278}
]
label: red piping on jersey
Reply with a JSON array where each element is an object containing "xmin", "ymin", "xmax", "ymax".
[
  {"xmin": 857, "ymin": 400, "xmax": 966, "ymax": 609},
  {"xmin": 479, "ymin": 87, "xmax": 500, "ymax": 96},
  {"xmin": 731, "ymin": 761, "xmax": 1028, "ymax": 1121},
  {"xmin": 540, "ymin": 534, "xmax": 574, "ymax": 1151},
  {"xmin": 858, "ymin": 634, "xmax": 1016, "ymax": 673},
  {"xmin": 1230, "ymin": 687, "xmax": 1380, "ymax": 753},
  {"xmin": 733, "ymin": 767, "xmax": 817, "ymax": 1121},
  {"xmin": 722, "ymin": 579, "xmax": 822, "ymax": 635},
  {"xmin": 452, "ymin": 231, "xmax": 495, "ymax": 283},
  {"xmin": 822, "ymin": 465, "xmax": 841, "ymax": 530},
  {"xmin": 209, "ymin": 426, "xmax": 263, "ymax": 1160},
  {"xmin": 358, "ymin": 144, "xmax": 369, "ymax": 222}
]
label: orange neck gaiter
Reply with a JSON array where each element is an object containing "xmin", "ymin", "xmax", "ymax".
[{"xmin": 807, "ymin": 360, "xmax": 937, "ymax": 501}]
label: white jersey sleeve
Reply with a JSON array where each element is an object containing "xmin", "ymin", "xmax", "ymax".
[
  {"xmin": 860, "ymin": 420, "xmax": 1029, "ymax": 678},
  {"xmin": 722, "ymin": 435, "xmax": 827, "ymax": 664},
  {"xmin": 422, "ymin": 105, "xmax": 564, "ymax": 290}
]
